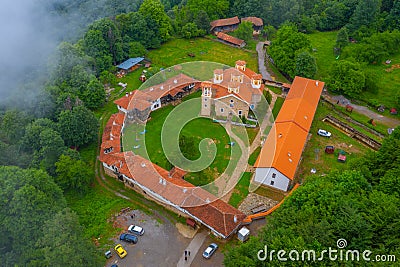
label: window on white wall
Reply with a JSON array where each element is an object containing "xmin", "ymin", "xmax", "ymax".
[
  {"xmin": 272, "ymin": 173, "xmax": 276, "ymax": 178},
  {"xmin": 220, "ymin": 108, "xmax": 224, "ymax": 113},
  {"xmin": 270, "ymin": 180, "xmax": 275, "ymax": 185}
]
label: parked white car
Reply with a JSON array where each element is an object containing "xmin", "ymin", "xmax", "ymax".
[
  {"xmin": 317, "ymin": 129, "xmax": 332, "ymax": 137},
  {"xmin": 128, "ymin": 225, "xmax": 145, "ymax": 235}
]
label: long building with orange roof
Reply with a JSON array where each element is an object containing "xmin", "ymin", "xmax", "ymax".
[{"xmin": 254, "ymin": 76, "xmax": 324, "ymax": 191}]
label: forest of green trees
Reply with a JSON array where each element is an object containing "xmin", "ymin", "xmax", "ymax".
[{"xmin": 0, "ymin": 0, "xmax": 399, "ymax": 265}]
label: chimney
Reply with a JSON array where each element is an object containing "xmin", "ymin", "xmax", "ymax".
[
  {"xmin": 316, "ymin": 81, "xmax": 319, "ymax": 86},
  {"xmin": 125, "ymin": 92, "xmax": 129, "ymax": 97},
  {"xmin": 234, "ymin": 215, "xmax": 237, "ymax": 223}
]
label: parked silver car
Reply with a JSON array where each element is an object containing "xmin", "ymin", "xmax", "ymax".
[{"xmin": 202, "ymin": 243, "xmax": 218, "ymax": 259}]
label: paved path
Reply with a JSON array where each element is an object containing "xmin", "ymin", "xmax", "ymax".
[
  {"xmin": 177, "ymin": 231, "xmax": 207, "ymax": 267},
  {"xmin": 256, "ymin": 42, "xmax": 272, "ymax": 80},
  {"xmin": 215, "ymin": 121, "xmax": 250, "ymax": 202},
  {"xmin": 324, "ymin": 94, "xmax": 400, "ymax": 128}
]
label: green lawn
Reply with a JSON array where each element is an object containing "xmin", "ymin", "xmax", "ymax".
[
  {"xmin": 122, "ymin": 91, "xmax": 239, "ymax": 186},
  {"xmin": 228, "ymin": 172, "xmax": 252, "ymax": 208},
  {"xmin": 66, "ymin": 183, "xmax": 132, "ymax": 246},
  {"xmin": 297, "ymin": 101, "xmax": 370, "ymax": 181},
  {"xmin": 307, "ymin": 31, "xmax": 338, "ymax": 80},
  {"xmin": 147, "ymin": 37, "xmax": 258, "ymax": 71},
  {"xmin": 248, "ymin": 146, "xmax": 261, "ymax": 165},
  {"xmin": 266, "ymin": 85, "xmax": 282, "ymax": 95},
  {"xmin": 272, "ymin": 97, "xmax": 285, "ymax": 119},
  {"xmin": 308, "ymin": 30, "xmax": 400, "ymax": 110}
]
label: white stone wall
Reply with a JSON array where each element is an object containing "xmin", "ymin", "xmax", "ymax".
[{"xmin": 254, "ymin": 167, "xmax": 290, "ymax": 192}]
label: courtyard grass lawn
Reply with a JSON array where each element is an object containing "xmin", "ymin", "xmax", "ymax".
[
  {"xmin": 228, "ymin": 172, "xmax": 252, "ymax": 208},
  {"xmin": 248, "ymin": 146, "xmax": 261, "ymax": 165},
  {"xmin": 147, "ymin": 37, "xmax": 258, "ymax": 71},
  {"xmin": 272, "ymin": 96, "xmax": 284, "ymax": 119},
  {"xmin": 122, "ymin": 91, "xmax": 237, "ymax": 186},
  {"xmin": 267, "ymin": 85, "xmax": 282, "ymax": 95}
]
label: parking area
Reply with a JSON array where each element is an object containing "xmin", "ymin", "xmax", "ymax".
[
  {"xmin": 105, "ymin": 209, "xmax": 265, "ymax": 266},
  {"xmin": 105, "ymin": 210, "xmax": 192, "ymax": 267}
]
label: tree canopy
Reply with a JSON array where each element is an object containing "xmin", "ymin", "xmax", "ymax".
[{"xmin": 268, "ymin": 24, "xmax": 312, "ymax": 78}]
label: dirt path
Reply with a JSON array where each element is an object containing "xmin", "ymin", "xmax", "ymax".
[
  {"xmin": 324, "ymin": 94, "xmax": 400, "ymax": 129},
  {"xmin": 256, "ymin": 42, "xmax": 272, "ymax": 80}
]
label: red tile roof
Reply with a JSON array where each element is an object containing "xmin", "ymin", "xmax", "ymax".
[
  {"xmin": 241, "ymin": 17, "xmax": 263, "ymax": 26},
  {"xmin": 210, "ymin": 16, "xmax": 240, "ymax": 30},
  {"xmin": 114, "ymin": 112, "xmax": 125, "ymax": 126},
  {"xmin": 102, "ymin": 151, "xmax": 245, "ymax": 238},
  {"xmin": 216, "ymin": 32, "xmax": 245, "ymax": 46},
  {"xmin": 141, "ymin": 74, "xmax": 198, "ymax": 100},
  {"xmin": 211, "ymin": 68, "xmax": 263, "ymax": 104}
]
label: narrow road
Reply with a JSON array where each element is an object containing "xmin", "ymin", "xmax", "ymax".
[
  {"xmin": 256, "ymin": 42, "xmax": 272, "ymax": 80},
  {"xmin": 324, "ymin": 94, "xmax": 400, "ymax": 128},
  {"xmin": 177, "ymin": 231, "xmax": 207, "ymax": 267}
]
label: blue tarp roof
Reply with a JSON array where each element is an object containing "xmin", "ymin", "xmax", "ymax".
[{"xmin": 117, "ymin": 57, "xmax": 144, "ymax": 70}]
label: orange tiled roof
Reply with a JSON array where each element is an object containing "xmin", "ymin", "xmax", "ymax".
[
  {"xmin": 216, "ymin": 32, "xmax": 245, "ymax": 46},
  {"xmin": 210, "ymin": 16, "xmax": 240, "ymax": 30},
  {"xmin": 241, "ymin": 17, "xmax": 263, "ymax": 26},
  {"xmin": 254, "ymin": 122, "xmax": 309, "ymax": 179},
  {"xmin": 254, "ymin": 76, "xmax": 324, "ymax": 180}
]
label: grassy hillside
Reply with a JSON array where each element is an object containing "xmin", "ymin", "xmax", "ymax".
[
  {"xmin": 308, "ymin": 31, "xmax": 400, "ymax": 109},
  {"xmin": 147, "ymin": 37, "xmax": 258, "ymax": 71}
]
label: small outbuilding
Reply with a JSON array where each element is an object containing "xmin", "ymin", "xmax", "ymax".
[
  {"xmin": 325, "ymin": 145, "xmax": 335, "ymax": 154},
  {"xmin": 238, "ymin": 226, "xmax": 250, "ymax": 242},
  {"xmin": 117, "ymin": 57, "xmax": 144, "ymax": 75}
]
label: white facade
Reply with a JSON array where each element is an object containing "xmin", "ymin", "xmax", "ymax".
[
  {"xmin": 151, "ymin": 99, "xmax": 161, "ymax": 111},
  {"xmin": 117, "ymin": 105, "xmax": 127, "ymax": 113},
  {"xmin": 254, "ymin": 167, "xmax": 290, "ymax": 191}
]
